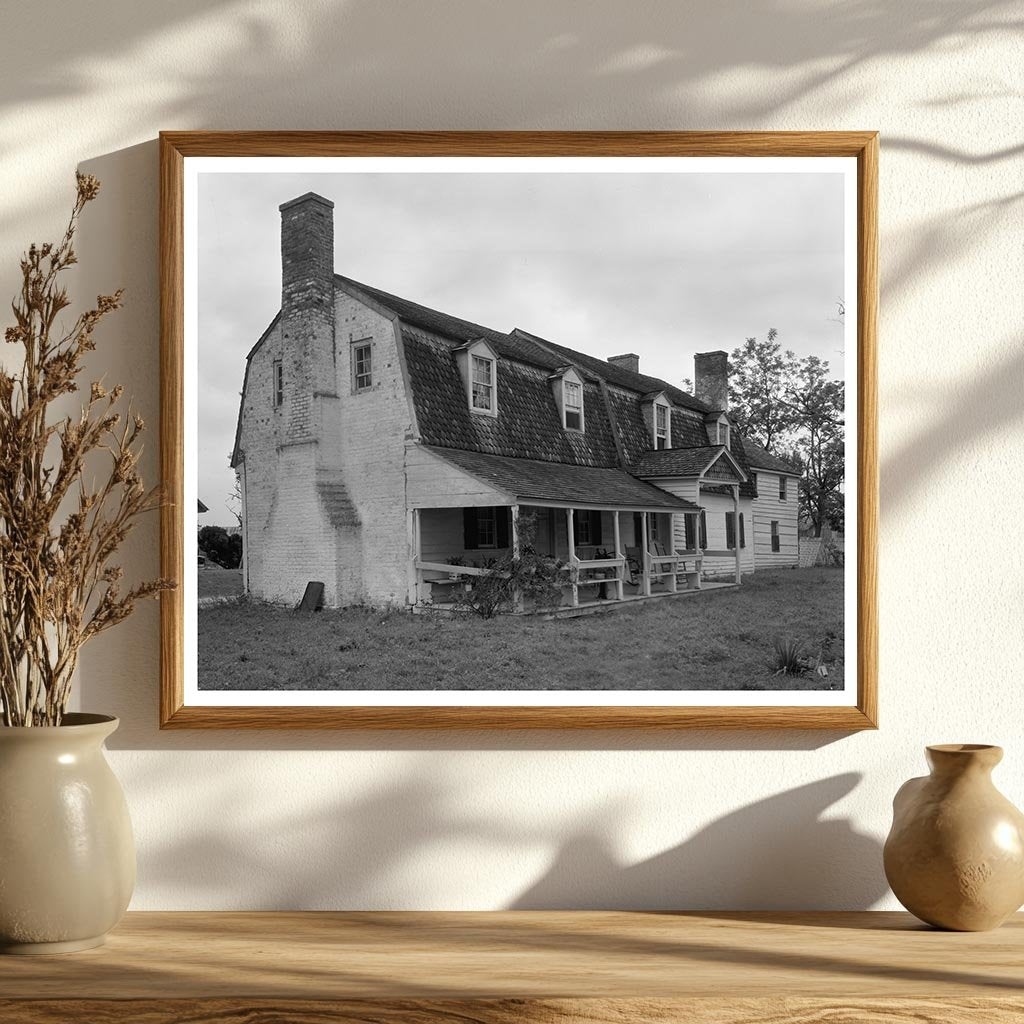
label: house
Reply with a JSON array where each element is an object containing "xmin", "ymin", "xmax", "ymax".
[{"xmin": 230, "ymin": 193, "xmax": 801, "ymax": 610}]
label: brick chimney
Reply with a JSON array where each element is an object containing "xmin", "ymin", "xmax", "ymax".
[
  {"xmin": 694, "ymin": 351, "xmax": 729, "ymax": 412},
  {"xmin": 280, "ymin": 192, "xmax": 335, "ymax": 441},
  {"xmin": 607, "ymin": 353, "xmax": 640, "ymax": 375}
]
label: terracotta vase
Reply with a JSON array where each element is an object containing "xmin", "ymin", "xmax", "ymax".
[
  {"xmin": 884, "ymin": 744, "xmax": 1024, "ymax": 931},
  {"xmin": 0, "ymin": 713, "xmax": 135, "ymax": 954}
]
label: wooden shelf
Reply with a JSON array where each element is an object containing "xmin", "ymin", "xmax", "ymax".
[{"xmin": 2, "ymin": 911, "xmax": 1022, "ymax": 1022}]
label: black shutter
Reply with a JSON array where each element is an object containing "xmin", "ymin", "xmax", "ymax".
[
  {"xmin": 699, "ymin": 511, "xmax": 707, "ymax": 549},
  {"xmin": 739, "ymin": 513, "xmax": 746, "ymax": 548},
  {"xmin": 496, "ymin": 506, "xmax": 510, "ymax": 549},
  {"xmin": 726, "ymin": 512, "xmax": 736, "ymax": 550},
  {"xmin": 684, "ymin": 514, "xmax": 696, "ymax": 551},
  {"xmin": 463, "ymin": 507, "xmax": 479, "ymax": 550},
  {"xmin": 591, "ymin": 511, "xmax": 602, "ymax": 546}
]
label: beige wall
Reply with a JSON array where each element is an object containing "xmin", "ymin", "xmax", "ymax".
[{"xmin": 2, "ymin": 1, "xmax": 1020, "ymax": 911}]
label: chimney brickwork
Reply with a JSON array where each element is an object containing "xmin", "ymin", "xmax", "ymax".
[
  {"xmin": 694, "ymin": 350, "xmax": 729, "ymax": 412},
  {"xmin": 280, "ymin": 192, "xmax": 336, "ymax": 442},
  {"xmin": 607, "ymin": 353, "xmax": 640, "ymax": 375}
]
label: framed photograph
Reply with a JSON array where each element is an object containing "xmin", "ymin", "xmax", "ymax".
[{"xmin": 160, "ymin": 132, "xmax": 877, "ymax": 729}]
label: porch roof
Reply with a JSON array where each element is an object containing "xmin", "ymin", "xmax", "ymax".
[
  {"xmin": 629, "ymin": 445, "xmax": 745, "ymax": 481},
  {"xmin": 421, "ymin": 446, "xmax": 700, "ymax": 512}
]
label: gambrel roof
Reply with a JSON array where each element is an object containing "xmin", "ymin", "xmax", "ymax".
[{"xmin": 234, "ymin": 272, "xmax": 773, "ymax": 504}]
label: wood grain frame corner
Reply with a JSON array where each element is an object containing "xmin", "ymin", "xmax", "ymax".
[{"xmin": 158, "ymin": 131, "xmax": 879, "ymax": 731}]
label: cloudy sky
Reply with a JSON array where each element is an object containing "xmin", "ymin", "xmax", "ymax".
[{"xmin": 197, "ymin": 167, "xmax": 846, "ymax": 525}]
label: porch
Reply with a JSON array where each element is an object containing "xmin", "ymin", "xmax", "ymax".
[
  {"xmin": 406, "ymin": 445, "xmax": 727, "ymax": 615},
  {"xmin": 409, "ymin": 503, "xmax": 710, "ymax": 614}
]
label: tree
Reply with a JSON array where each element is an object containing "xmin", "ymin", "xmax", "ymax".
[
  {"xmin": 226, "ymin": 474, "xmax": 242, "ymax": 528},
  {"xmin": 728, "ymin": 329, "xmax": 798, "ymax": 453},
  {"xmin": 198, "ymin": 525, "xmax": 242, "ymax": 569},
  {"xmin": 786, "ymin": 356, "xmax": 845, "ymax": 537},
  {"xmin": 730, "ymin": 328, "xmax": 846, "ymax": 537}
]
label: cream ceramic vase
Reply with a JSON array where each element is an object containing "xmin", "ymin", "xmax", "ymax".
[
  {"xmin": 884, "ymin": 744, "xmax": 1024, "ymax": 931},
  {"xmin": 0, "ymin": 713, "xmax": 134, "ymax": 953}
]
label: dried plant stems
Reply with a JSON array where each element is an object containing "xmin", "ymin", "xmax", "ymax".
[{"xmin": 0, "ymin": 174, "xmax": 172, "ymax": 726}]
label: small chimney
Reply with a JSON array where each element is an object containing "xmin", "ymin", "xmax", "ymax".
[
  {"xmin": 694, "ymin": 351, "xmax": 729, "ymax": 412},
  {"xmin": 607, "ymin": 353, "xmax": 640, "ymax": 375},
  {"xmin": 279, "ymin": 193, "xmax": 335, "ymax": 441}
]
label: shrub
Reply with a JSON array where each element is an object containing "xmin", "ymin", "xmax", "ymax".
[
  {"xmin": 455, "ymin": 513, "xmax": 569, "ymax": 618},
  {"xmin": 771, "ymin": 636, "xmax": 805, "ymax": 675}
]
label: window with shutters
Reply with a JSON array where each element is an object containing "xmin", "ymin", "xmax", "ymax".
[
  {"xmin": 471, "ymin": 355, "xmax": 495, "ymax": 413},
  {"xmin": 684, "ymin": 513, "xmax": 696, "ymax": 551},
  {"xmin": 563, "ymin": 379, "xmax": 584, "ymax": 431},
  {"xmin": 464, "ymin": 507, "xmax": 511, "ymax": 550},
  {"xmin": 273, "ymin": 359, "xmax": 283, "ymax": 408},
  {"xmin": 771, "ymin": 520, "xmax": 781, "ymax": 552},
  {"xmin": 779, "ymin": 476, "xmax": 788, "ymax": 500},
  {"xmin": 573, "ymin": 509, "xmax": 602, "ymax": 546}
]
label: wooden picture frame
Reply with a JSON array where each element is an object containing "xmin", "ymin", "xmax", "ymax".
[{"xmin": 160, "ymin": 131, "xmax": 877, "ymax": 730}]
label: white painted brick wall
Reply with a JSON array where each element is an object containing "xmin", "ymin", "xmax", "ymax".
[{"xmin": 236, "ymin": 290, "xmax": 416, "ymax": 608}]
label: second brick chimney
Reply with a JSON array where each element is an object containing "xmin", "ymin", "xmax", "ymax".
[
  {"xmin": 694, "ymin": 350, "xmax": 729, "ymax": 412},
  {"xmin": 280, "ymin": 192, "xmax": 335, "ymax": 442},
  {"xmin": 607, "ymin": 353, "xmax": 640, "ymax": 375}
]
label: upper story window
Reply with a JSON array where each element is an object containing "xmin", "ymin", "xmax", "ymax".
[
  {"xmin": 779, "ymin": 476, "xmax": 788, "ymax": 501},
  {"xmin": 273, "ymin": 359, "xmax": 283, "ymax": 408},
  {"xmin": 563, "ymin": 379, "xmax": 583, "ymax": 431},
  {"xmin": 655, "ymin": 403, "xmax": 670, "ymax": 449},
  {"xmin": 352, "ymin": 340, "xmax": 373, "ymax": 392},
  {"xmin": 550, "ymin": 366, "xmax": 585, "ymax": 433},
  {"xmin": 471, "ymin": 354, "xmax": 496, "ymax": 413},
  {"xmin": 718, "ymin": 420, "xmax": 730, "ymax": 447},
  {"xmin": 456, "ymin": 339, "xmax": 500, "ymax": 418}
]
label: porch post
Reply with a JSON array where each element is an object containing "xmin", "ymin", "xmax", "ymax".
[
  {"xmin": 641, "ymin": 511, "xmax": 651, "ymax": 596},
  {"xmin": 406, "ymin": 507, "xmax": 421, "ymax": 607},
  {"xmin": 666, "ymin": 513, "xmax": 678, "ymax": 593},
  {"xmin": 612, "ymin": 509, "xmax": 624, "ymax": 601},
  {"xmin": 565, "ymin": 507, "xmax": 578, "ymax": 606},
  {"xmin": 510, "ymin": 504, "xmax": 523, "ymax": 613},
  {"xmin": 732, "ymin": 484, "xmax": 742, "ymax": 585}
]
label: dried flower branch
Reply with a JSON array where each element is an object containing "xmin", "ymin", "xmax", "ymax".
[{"xmin": 0, "ymin": 174, "xmax": 174, "ymax": 726}]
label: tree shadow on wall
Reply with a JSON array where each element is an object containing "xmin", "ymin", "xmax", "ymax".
[
  {"xmin": 131, "ymin": 764, "xmax": 884, "ymax": 911},
  {"xmin": 510, "ymin": 773, "xmax": 886, "ymax": 910}
]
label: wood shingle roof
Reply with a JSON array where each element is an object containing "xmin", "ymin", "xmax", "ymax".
[{"xmin": 422, "ymin": 446, "xmax": 700, "ymax": 512}]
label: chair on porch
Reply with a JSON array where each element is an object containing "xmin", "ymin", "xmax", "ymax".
[{"xmin": 624, "ymin": 547, "xmax": 643, "ymax": 586}]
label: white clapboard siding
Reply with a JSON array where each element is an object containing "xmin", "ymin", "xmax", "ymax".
[
  {"xmin": 696, "ymin": 491, "xmax": 756, "ymax": 576},
  {"xmin": 752, "ymin": 471, "xmax": 801, "ymax": 567},
  {"xmin": 405, "ymin": 445, "xmax": 511, "ymax": 508}
]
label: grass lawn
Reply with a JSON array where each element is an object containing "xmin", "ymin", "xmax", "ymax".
[
  {"xmin": 198, "ymin": 567, "xmax": 843, "ymax": 691},
  {"xmin": 198, "ymin": 564, "xmax": 244, "ymax": 600}
]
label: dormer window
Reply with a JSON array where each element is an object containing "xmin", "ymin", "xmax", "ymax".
[
  {"xmin": 563, "ymin": 380, "xmax": 583, "ymax": 431},
  {"xmin": 456, "ymin": 339, "xmax": 500, "ymax": 417},
  {"xmin": 550, "ymin": 366, "xmax": 585, "ymax": 433},
  {"xmin": 471, "ymin": 355, "xmax": 495, "ymax": 412},
  {"xmin": 655, "ymin": 404, "xmax": 670, "ymax": 449},
  {"xmin": 718, "ymin": 420, "xmax": 730, "ymax": 447}
]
